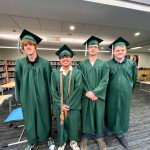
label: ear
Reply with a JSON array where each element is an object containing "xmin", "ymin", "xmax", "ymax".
[{"xmin": 35, "ymin": 44, "xmax": 38, "ymax": 49}]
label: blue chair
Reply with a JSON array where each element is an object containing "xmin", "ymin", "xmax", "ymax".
[{"xmin": 3, "ymin": 107, "xmax": 27, "ymax": 148}]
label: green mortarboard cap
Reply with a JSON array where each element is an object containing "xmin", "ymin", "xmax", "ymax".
[
  {"xmin": 56, "ymin": 44, "xmax": 76, "ymax": 57},
  {"xmin": 83, "ymin": 36, "xmax": 103, "ymax": 46},
  {"xmin": 109, "ymin": 36, "xmax": 130, "ymax": 49},
  {"xmin": 19, "ymin": 29, "xmax": 42, "ymax": 45}
]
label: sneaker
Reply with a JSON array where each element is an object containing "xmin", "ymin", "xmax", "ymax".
[
  {"xmin": 95, "ymin": 138, "xmax": 107, "ymax": 150},
  {"xmin": 24, "ymin": 144, "xmax": 35, "ymax": 150},
  {"xmin": 116, "ymin": 136, "xmax": 128, "ymax": 148},
  {"xmin": 58, "ymin": 143, "xmax": 66, "ymax": 150},
  {"xmin": 80, "ymin": 138, "xmax": 88, "ymax": 150},
  {"xmin": 48, "ymin": 137, "xmax": 55, "ymax": 150},
  {"xmin": 70, "ymin": 141, "xmax": 80, "ymax": 150},
  {"xmin": 104, "ymin": 135, "xmax": 113, "ymax": 147}
]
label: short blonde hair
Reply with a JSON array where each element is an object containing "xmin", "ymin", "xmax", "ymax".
[{"xmin": 21, "ymin": 39, "xmax": 37, "ymax": 50}]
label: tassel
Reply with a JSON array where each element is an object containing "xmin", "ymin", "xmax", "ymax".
[{"xmin": 17, "ymin": 38, "xmax": 23, "ymax": 54}]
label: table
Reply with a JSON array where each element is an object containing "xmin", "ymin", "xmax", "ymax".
[
  {"xmin": 0, "ymin": 82, "xmax": 15, "ymax": 95},
  {"xmin": 0, "ymin": 94, "xmax": 13, "ymax": 112},
  {"xmin": 139, "ymin": 81, "xmax": 150, "ymax": 93}
]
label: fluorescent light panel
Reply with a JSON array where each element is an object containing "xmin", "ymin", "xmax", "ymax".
[{"xmin": 131, "ymin": 46, "xmax": 142, "ymax": 49}]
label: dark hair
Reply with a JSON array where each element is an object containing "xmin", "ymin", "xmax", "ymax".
[{"xmin": 132, "ymin": 55, "xmax": 139, "ymax": 66}]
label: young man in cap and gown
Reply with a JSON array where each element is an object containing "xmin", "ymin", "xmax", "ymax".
[
  {"xmin": 15, "ymin": 29, "xmax": 55, "ymax": 150},
  {"xmin": 51, "ymin": 44, "xmax": 83, "ymax": 150},
  {"xmin": 78, "ymin": 36, "xmax": 109, "ymax": 150},
  {"xmin": 105, "ymin": 37, "xmax": 137, "ymax": 148}
]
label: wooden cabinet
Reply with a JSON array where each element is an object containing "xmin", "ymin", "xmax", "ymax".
[{"xmin": 138, "ymin": 68, "xmax": 150, "ymax": 81}]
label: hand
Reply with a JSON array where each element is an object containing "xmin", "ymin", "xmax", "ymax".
[
  {"xmin": 86, "ymin": 91, "xmax": 98, "ymax": 101},
  {"xmin": 61, "ymin": 105, "xmax": 69, "ymax": 118},
  {"xmin": 92, "ymin": 95, "xmax": 98, "ymax": 101}
]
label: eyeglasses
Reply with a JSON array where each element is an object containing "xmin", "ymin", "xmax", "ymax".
[{"xmin": 88, "ymin": 45, "xmax": 99, "ymax": 49}]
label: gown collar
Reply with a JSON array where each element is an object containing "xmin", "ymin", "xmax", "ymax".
[
  {"xmin": 113, "ymin": 57, "xmax": 127, "ymax": 64},
  {"xmin": 60, "ymin": 65, "xmax": 73, "ymax": 75},
  {"xmin": 26, "ymin": 55, "xmax": 39, "ymax": 65},
  {"xmin": 88, "ymin": 58, "xmax": 98, "ymax": 67}
]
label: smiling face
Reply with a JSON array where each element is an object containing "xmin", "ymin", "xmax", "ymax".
[
  {"xmin": 113, "ymin": 45, "xmax": 127, "ymax": 60},
  {"xmin": 87, "ymin": 45, "xmax": 99, "ymax": 56},
  {"xmin": 60, "ymin": 56, "xmax": 72, "ymax": 67},
  {"xmin": 22, "ymin": 39, "xmax": 37, "ymax": 55}
]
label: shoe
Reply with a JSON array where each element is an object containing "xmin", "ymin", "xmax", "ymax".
[
  {"xmin": 95, "ymin": 138, "xmax": 107, "ymax": 150},
  {"xmin": 48, "ymin": 137, "xmax": 56, "ymax": 150},
  {"xmin": 58, "ymin": 143, "xmax": 66, "ymax": 150},
  {"xmin": 80, "ymin": 138, "xmax": 88, "ymax": 150},
  {"xmin": 116, "ymin": 136, "xmax": 128, "ymax": 149},
  {"xmin": 104, "ymin": 135, "xmax": 113, "ymax": 147},
  {"xmin": 24, "ymin": 144, "xmax": 35, "ymax": 150},
  {"xmin": 70, "ymin": 141, "xmax": 80, "ymax": 150}
]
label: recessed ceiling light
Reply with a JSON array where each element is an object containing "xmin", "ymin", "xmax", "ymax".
[
  {"xmin": 67, "ymin": 33, "xmax": 72, "ymax": 36},
  {"xmin": 148, "ymin": 48, "xmax": 150, "ymax": 51},
  {"xmin": 131, "ymin": 46, "xmax": 142, "ymax": 50},
  {"xmin": 70, "ymin": 25, "xmax": 75, "ymax": 31},
  {"xmin": 134, "ymin": 32, "xmax": 140, "ymax": 36}
]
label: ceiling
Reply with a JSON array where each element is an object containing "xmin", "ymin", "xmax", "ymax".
[{"xmin": 0, "ymin": 0, "xmax": 150, "ymax": 53}]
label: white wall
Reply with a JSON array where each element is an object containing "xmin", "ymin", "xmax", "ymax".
[
  {"xmin": 127, "ymin": 52, "xmax": 150, "ymax": 68},
  {"xmin": 0, "ymin": 48, "xmax": 111, "ymax": 61},
  {"xmin": 0, "ymin": 48, "xmax": 150, "ymax": 67}
]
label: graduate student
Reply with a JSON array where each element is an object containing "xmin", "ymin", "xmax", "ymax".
[
  {"xmin": 15, "ymin": 29, "xmax": 55, "ymax": 150},
  {"xmin": 51, "ymin": 44, "xmax": 83, "ymax": 150},
  {"xmin": 78, "ymin": 36, "xmax": 109, "ymax": 150},
  {"xmin": 105, "ymin": 37, "xmax": 137, "ymax": 148}
]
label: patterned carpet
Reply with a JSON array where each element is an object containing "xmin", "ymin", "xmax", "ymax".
[{"xmin": 0, "ymin": 84, "xmax": 150, "ymax": 150}]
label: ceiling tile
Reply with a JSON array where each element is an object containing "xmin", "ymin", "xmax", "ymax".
[{"xmin": 11, "ymin": 16, "xmax": 41, "ymax": 29}]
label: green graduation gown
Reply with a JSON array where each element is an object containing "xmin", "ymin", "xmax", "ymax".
[
  {"xmin": 51, "ymin": 68, "xmax": 83, "ymax": 146},
  {"xmin": 78, "ymin": 59, "xmax": 109, "ymax": 135},
  {"xmin": 105, "ymin": 58, "xmax": 137, "ymax": 134},
  {"xmin": 15, "ymin": 57, "xmax": 52, "ymax": 145}
]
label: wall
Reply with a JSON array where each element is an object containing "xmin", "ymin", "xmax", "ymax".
[
  {"xmin": 127, "ymin": 52, "xmax": 150, "ymax": 68},
  {"xmin": 0, "ymin": 48, "xmax": 111, "ymax": 61},
  {"xmin": 0, "ymin": 48, "xmax": 150, "ymax": 68}
]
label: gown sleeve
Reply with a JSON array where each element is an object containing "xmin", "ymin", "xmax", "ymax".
[
  {"xmin": 77, "ymin": 63, "xmax": 90, "ymax": 92},
  {"xmin": 45, "ymin": 62, "xmax": 53, "ymax": 103},
  {"xmin": 51, "ymin": 71, "xmax": 61, "ymax": 110},
  {"xmin": 15, "ymin": 60, "xmax": 22, "ymax": 104},
  {"xmin": 92, "ymin": 62, "xmax": 109, "ymax": 101},
  {"xmin": 66, "ymin": 70, "xmax": 83, "ymax": 109},
  {"xmin": 132, "ymin": 62, "xmax": 138, "ymax": 90}
]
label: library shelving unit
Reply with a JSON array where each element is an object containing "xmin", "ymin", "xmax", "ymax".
[
  {"xmin": 6, "ymin": 60, "xmax": 16, "ymax": 83},
  {"xmin": 1, "ymin": 60, "xmax": 81, "ymax": 84},
  {"xmin": 49, "ymin": 61, "xmax": 80, "ymax": 69},
  {"xmin": 0, "ymin": 60, "xmax": 7, "ymax": 85}
]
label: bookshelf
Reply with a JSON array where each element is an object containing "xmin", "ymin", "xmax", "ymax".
[
  {"xmin": 6, "ymin": 60, "xmax": 16, "ymax": 82},
  {"xmin": 1, "ymin": 60, "xmax": 81, "ymax": 84},
  {"xmin": 50, "ymin": 61, "xmax": 80, "ymax": 69},
  {"xmin": 0, "ymin": 60, "xmax": 7, "ymax": 85}
]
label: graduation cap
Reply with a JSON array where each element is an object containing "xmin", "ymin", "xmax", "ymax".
[
  {"xmin": 56, "ymin": 44, "xmax": 76, "ymax": 58},
  {"xmin": 83, "ymin": 36, "xmax": 103, "ymax": 56},
  {"xmin": 109, "ymin": 36, "xmax": 130, "ymax": 49},
  {"xmin": 17, "ymin": 29, "xmax": 42, "ymax": 54},
  {"xmin": 109, "ymin": 36, "xmax": 130, "ymax": 58}
]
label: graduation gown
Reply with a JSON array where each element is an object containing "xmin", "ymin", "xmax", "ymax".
[
  {"xmin": 15, "ymin": 57, "xmax": 52, "ymax": 145},
  {"xmin": 105, "ymin": 58, "xmax": 137, "ymax": 134},
  {"xmin": 51, "ymin": 68, "xmax": 83, "ymax": 146},
  {"xmin": 78, "ymin": 59, "xmax": 109, "ymax": 135}
]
